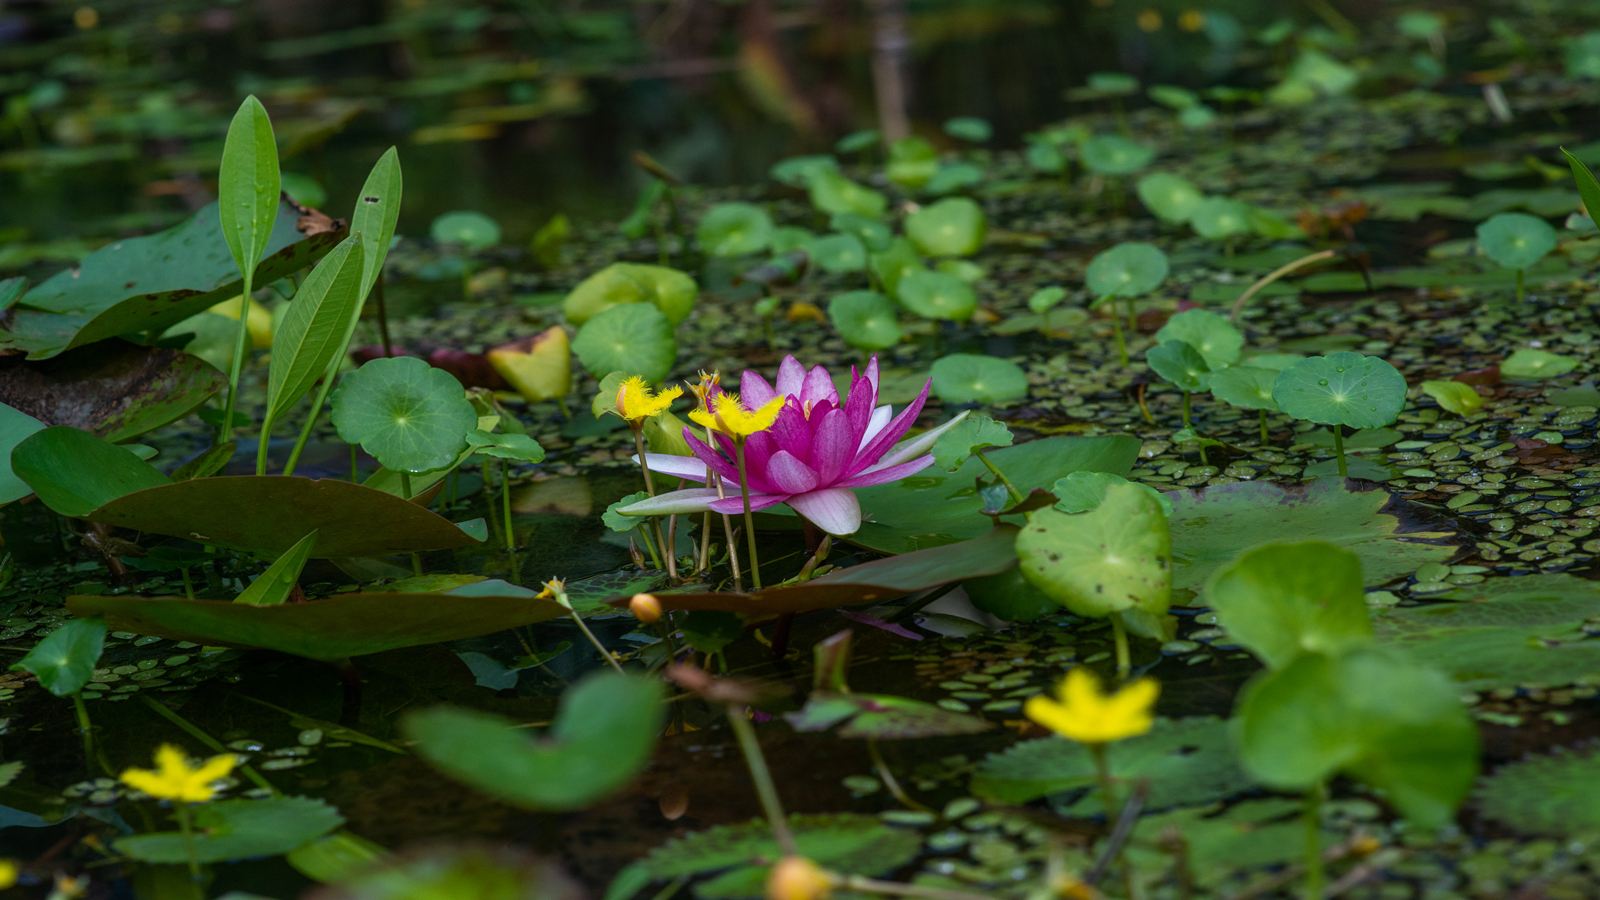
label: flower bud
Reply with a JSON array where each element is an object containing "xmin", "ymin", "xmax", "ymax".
[
  {"xmin": 766, "ymin": 856, "xmax": 832, "ymax": 900},
  {"xmin": 629, "ymin": 593, "xmax": 664, "ymax": 624}
]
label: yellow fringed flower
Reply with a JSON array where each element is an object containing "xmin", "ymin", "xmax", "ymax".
[
  {"xmin": 615, "ymin": 376, "xmax": 683, "ymax": 422},
  {"xmin": 0, "ymin": 859, "xmax": 17, "ymax": 889},
  {"xmin": 690, "ymin": 392, "xmax": 784, "ymax": 439},
  {"xmin": 1024, "ymin": 668, "xmax": 1158, "ymax": 745},
  {"xmin": 119, "ymin": 744, "xmax": 237, "ymax": 803}
]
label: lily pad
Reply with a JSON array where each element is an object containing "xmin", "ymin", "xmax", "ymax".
[
  {"xmin": 1476, "ymin": 212, "xmax": 1557, "ymax": 271},
  {"xmin": 572, "ymin": 303, "xmax": 677, "ymax": 383},
  {"xmin": 562, "ymin": 263, "xmax": 697, "ymax": 326},
  {"xmin": 1136, "ymin": 172, "xmax": 1205, "ymax": 224},
  {"xmin": 1477, "ymin": 748, "xmax": 1600, "ymax": 837},
  {"xmin": 1154, "ymin": 309, "xmax": 1242, "ymax": 369},
  {"xmin": 1419, "ymin": 379, "xmax": 1483, "ymax": 415},
  {"xmin": 1080, "ymin": 134, "xmax": 1154, "ymax": 175},
  {"xmin": 827, "ymin": 291, "xmax": 902, "ymax": 351},
  {"xmin": 696, "ymin": 203, "xmax": 773, "ymax": 257},
  {"xmin": 1190, "ymin": 198, "xmax": 1252, "ymax": 241},
  {"xmin": 973, "ymin": 717, "xmax": 1247, "ymax": 812},
  {"xmin": 786, "ymin": 692, "xmax": 991, "ymax": 740},
  {"xmin": 68, "ymin": 589, "xmax": 566, "ymax": 660},
  {"xmin": 10, "ymin": 617, "xmax": 106, "ymax": 697},
  {"xmin": 1, "ymin": 197, "xmax": 342, "ymax": 359},
  {"xmin": 1166, "ymin": 480, "xmax": 1455, "ymax": 592},
  {"xmin": 1147, "ymin": 340, "xmax": 1211, "ymax": 393},
  {"xmin": 1500, "ymin": 348, "xmax": 1578, "ymax": 380},
  {"xmin": 1208, "ymin": 366, "xmax": 1280, "ymax": 411},
  {"xmin": 331, "ymin": 357, "xmax": 476, "ymax": 474},
  {"xmin": 0, "ymin": 342, "xmax": 224, "ymax": 442},
  {"xmin": 430, "ymin": 211, "xmax": 501, "ymax": 249},
  {"xmin": 118, "ymin": 797, "xmax": 343, "ymax": 864},
  {"xmin": 81, "ymin": 476, "xmax": 483, "ymax": 557},
  {"xmin": 1204, "ymin": 541, "xmax": 1372, "ymax": 668},
  {"xmin": 852, "ymin": 435, "xmax": 1141, "ymax": 554},
  {"xmin": 894, "ymin": 270, "xmax": 977, "ymax": 322},
  {"xmin": 807, "ymin": 234, "xmax": 867, "ymax": 274},
  {"xmin": 905, "ymin": 197, "xmax": 986, "ymax": 258},
  {"xmin": 404, "ymin": 671, "xmax": 664, "ymax": 811}
]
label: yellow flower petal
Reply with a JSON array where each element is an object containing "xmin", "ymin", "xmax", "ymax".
[
  {"xmin": 616, "ymin": 377, "xmax": 682, "ymax": 421},
  {"xmin": 1025, "ymin": 668, "xmax": 1160, "ymax": 745}
]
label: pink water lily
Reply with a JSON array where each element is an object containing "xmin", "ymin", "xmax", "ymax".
[{"xmin": 620, "ymin": 356, "xmax": 966, "ymax": 535}]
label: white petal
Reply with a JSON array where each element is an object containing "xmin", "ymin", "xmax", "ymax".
[
  {"xmin": 616, "ymin": 488, "xmax": 723, "ymax": 516},
  {"xmin": 875, "ymin": 410, "xmax": 970, "ymax": 469},
  {"xmin": 857, "ymin": 406, "xmax": 894, "ymax": 451},
  {"xmin": 786, "ymin": 488, "xmax": 862, "ymax": 535},
  {"xmin": 637, "ymin": 453, "xmax": 708, "ymax": 482}
]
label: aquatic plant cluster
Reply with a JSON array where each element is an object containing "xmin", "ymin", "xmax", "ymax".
[{"xmin": 7, "ymin": 1, "xmax": 1600, "ymax": 898}]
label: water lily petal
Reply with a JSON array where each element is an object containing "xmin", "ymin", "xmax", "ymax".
[
  {"xmin": 801, "ymin": 365, "xmax": 838, "ymax": 407},
  {"xmin": 741, "ymin": 370, "xmax": 778, "ymax": 408},
  {"xmin": 874, "ymin": 410, "xmax": 970, "ymax": 469},
  {"xmin": 774, "ymin": 356, "xmax": 806, "ymax": 397},
  {"xmin": 616, "ymin": 488, "xmax": 725, "ymax": 516},
  {"xmin": 708, "ymin": 492, "xmax": 790, "ymax": 515},
  {"xmin": 639, "ymin": 452, "xmax": 709, "ymax": 482},
  {"xmin": 684, "ymin": 431, "xmax": 741, "ymax": 483},
  {"xmin": 856, "ymin": 380, "xmax": 931, "ymax": 464},
  {"xmin": 809, "ymin": 408, "xmax": 855, "ymax": 484},
  {"xmin": 766, "ymin": 450, "xmax": 821, "ymax": 494},
  {"xmin": 839, "ymin": 454, "xmax": 934, "ymax": 488},
  {"xmin": 857, "ymin": 405, "xmax": 893, "ymax": 451},
  {"xmin": 786, "ymin": 488, "xmax": 863, "ymax": 535}
]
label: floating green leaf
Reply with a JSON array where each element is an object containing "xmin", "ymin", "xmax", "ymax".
[
  {"xmin": 1051, "ymin": 471, "xmax": 1171, "ymax": 516},
  {"xmin": 404, "ymin": 671, "xmax": 664, "ymax": 810},
  {"xmin": 1420, "ymin": 379, "xmax": 1483, "ymax": 416},
  {"xmin": 562, "ymin": 263, "xmax": 697, "ymax": 326},
  {"xmin": 1136, "ymin": 172, "xmax": 1205, "ymax": 224},
  {"xmin": 1500, "ymin": 348, "xmax": 1577, "ymax": 380},
  {"xmin": 1208, "ymin": 366, "xmax": 1280, "ymax": 411},
  {"xmin": 930, "ymin": 413, "xmax": 1013, "ymax": 471},
  {"xmin": 1476, "ymin": 212, "xmax": 1557, "ymax": 271},
  {"xmin": 1190, "ymin": 197, "xmax": 1252, "ymax": 241},
  {"xmin": 1146, "ymin": 340, "xmax": 1211, "ymax": 392},
  {"xmin": 430, "ymin": 211, "xmax": 501, "ymax": 249},
  {"xmin": 0, "ymin": 342, "xmax": 226, "ymax": 443},
  {"xmin": 118, "ymin": 797, "xmax": 343, "ymax": 864},
  {"xmin": 1155, "ymin": 309, "xmax": 1242, "ymax": 369},
  {"xmin": 12, "ymin": 426, "xmax": 170, "ymax": 518},
  {"xmin": 11, "ymin": 617, "xmax": 106, "ymax": 697},
  {"xmin": 827, "ymin": 291, "xmax": 902, "ymax": 351},
  {"xmin": 1477, "ymin": 748, "xmax": 1600, "ymax": 837},
  {"xmin": 788, "ymin": 692, "xmax": 990, "ymax": 739},
  {"xmin": 895, "ymin": 270, "xmax": 977, "ymax": 322},
  {"xmin": 1018, "ymin": 483, "xmax": 1171, "ymax": 620},
  {"xmin": 696, "ymin": 203, "xmax": 773, "ymax": 257},
  {"xmin": 929, "ymin": 354, "xmax": 1028, "ymax": 404},
  {"xmin": 905, "ymin": 197, "xmax": 986, "ymax": 258},
  {"xmin": 331, "ymin": 357, "xmax": 475, "ymax": 474},
  {"xmin": 1080, "ymin": 134, "xmax": 1154, "ymax": 175},
  {"xmin": 807, "ymin": 170, "xmax": 888, "ymax": 219},
  {"xmin": 807, "ymin": 234, "xmax": 867, "ymax": 273}
]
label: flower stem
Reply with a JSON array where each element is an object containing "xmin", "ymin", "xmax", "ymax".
[
  {"xmin": 1112, "ymin": 316, "xmax": 1128, "ymax": 367},
  {"xmin": 1332, "ymin": 425, "xmax": 1348, "ymax": 479},
  {"xmin": 867, "ymin": 737, "xmax": 928, "ymax": 812},
  {"xmin": 726, "ymin": 707, "xmax": 796, "ymax": 855},
  {"xmin": 976, "ymin": 450, "xmax": 1024, "ymax": 504},
  {"xmin": 1259, "ymin": 408, "xmax": 1270, "ymax": 445},
  {"xmin": 177, "ymin": 803, "xmax": 200, "ymax": 879},
  {"xmin": 1110, "ymin": 616, "xmax": 1131, "ymax": 680},
  {"xmin": 1181, "ymin": 391, "xmax": 1192, "ymax": 429},
  {"xmin": 1516, "ymin": 267, "xmax": 1525, "ymax": 304},
  {"xmin": 218, "ymin": 271, "xmax": 254, "ymax": 443},
  {"xmin": 73, "ymin": 693, "xmax": 94, "ymax": 766},
  {"xmin": 1090, "ymin": 743, "xmax": 1118, "ymax": 823},
  {"xmin": 1304, "ymin": 781, "xmax": 1326, "ymax": 900},
  {"xmin": 500, "ymin": 459, "xmax": 515, "ymax": 552},
  {"xmin": 735, "ymin": 444, "xmax": 762, "ymax": 590},
  {"xmin": 634, "ymin": 428, "xmax": 676, "ymax": 580},
  {"xmin": 568, "ymin": 607, "xmax": 624, "ymax": 674}
]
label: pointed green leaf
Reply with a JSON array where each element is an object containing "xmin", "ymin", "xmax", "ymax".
[
  {"xmin": 218, "ymin": 96, "xmax": 282, "ymax": 282},
  {"xmin": 263, "ymin": 236, "xmax": 365, "ymax": 431},
  {"xmin": 235, "ymin": 530, "xmax": 318, "ymax": 607},
  {"xmin": 352, "ymin": 147, "xmax": 403, "ymax": 300},
  {"xmin": 11, "ymin": 426, "xmax": 170, "ymax": 518}
]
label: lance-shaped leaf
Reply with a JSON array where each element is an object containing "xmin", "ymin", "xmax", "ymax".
[
  {"xmin": 351, "ymin": 147, "xmax": 402, "ymax": 300},
  {"xmin": 0, "ymin": 402, "xmax": 45, "ymax": 505},
  {"xmin": 11, "ymin": 426, "xmax": 170, "ymax": 518},
  {"xmin": 1562, "ymin": 146, "xmax": 1600, "ymax": 225},
  {"xmin": 262, "ymin": 236, "xmax": 366, "ymax": 439},
  {"xmin": 218, "ymin": 96, "xmax": 282, "ymax": 286},
  {"xmin": 234, "ymin": 531, "xmax": 318, "ymax": 607}
]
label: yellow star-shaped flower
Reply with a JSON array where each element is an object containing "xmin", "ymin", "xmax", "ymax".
[
  {"xmin": 119, "ymin": 744, "xmax": 237, "ymax": 803},
  {"xmin": 1024, "ymin": 668, "xmax": 1158, "ymax": 745},
  {"xmin": 689, "ymin": 392, "xmax": 784, "ymax": 439},
  {"xmin": 615, "ymin": 376, "xmax": 682, "ymax": 422}
]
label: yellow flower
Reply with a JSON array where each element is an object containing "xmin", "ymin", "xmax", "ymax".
[
  {"xmin": 119, "ymin": 744, "xmax": 236, "ymax": 803},
  {"xmin": 0, "ymin": 859, "xmax": 17, "ymax": 889},
  {"xmin": 687, "ymin": 370, "xmax": 721, "ymax": 404},
  {"xmin": 615, "ymin": 376, "xmax": 683, "ymax": 422},
  {"xmin": 766, "ymin": 856, "xmax": 834, "ymax": 900},
  {"xmin": 690, "ymin": 392, "xmax": 784, "ymax": 439},
  {"xmin": 1024, "ymin": 668, "xmax": 1158, "ymax": 744}
]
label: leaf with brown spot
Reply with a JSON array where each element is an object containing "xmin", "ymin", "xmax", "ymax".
[{"xmin": 0, "ymin": 341, "xmax": 223, "ymax": 442}]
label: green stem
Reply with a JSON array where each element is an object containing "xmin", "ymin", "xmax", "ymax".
[
  {"xmin": 138, "ymin": 695, "xmax": 275, "ymax": 793},
  {"xmin": 1259, "ymin": 409, "xmax": 1270, "ymax": 445},
  {"xmin": 1125, "ymin": 295, "xmax": 1136, "ymax": 332},
  {"xmin": 500, "ymin": 460, "xmax": 515, "ymax": 552},
  {"xmin": 1304, "ymin": 781, "xmax": 1326, "ymax": 900},
  {"xmin": 1516, "ymin": 268, "xmax": 1525, "ymax": 303},
  {"xmin": 73, "ymin": 694, "xmax": 94, "ymax": 766},
  {"xmin": 1181, "ymin": 392, "xmax": 1193, "ymax": 429},
  {"xmin": 1112, "ymin": 316, "xmax": 1128, "ymax": 367},
  {"xmin": 218, "ymin": 272, "xmax": 254, "ymax": 442},
  {"xmin": 868, "ymin": 737, "xmax": 929, "ymax": 812},
  {"xmin": 1332, "ymin": 425, "xmax": 1348, "ymax": 479},
  {"xmin": 1110, "ymin": 616, "xmax": 1131, "ymax": 680},
  {"xmin": 400, "ymin": 472, "xmax": 412, "ymax": 500},
  {"xmin": 180, "ymin": 567, "xmax": 195, "ymax": 601},
  {"xmin": 735, "ymin": 445, "xmax": 762, "ymax": 590},
  {"xmin": 1090, "ymin": 743, "xmax": 1118, "ymax": 822},
  {"xmin": 177, "ymin": 803, "xmax": 200, "ymax": 879},
  {"xmin": 977, "ymin": 451, "xmax": 1024, "ymax": 504},
  {"xmin": 282, "ymin": 366, "xmax": 338, "ymax": 477},
  {"xmin": 569, "ymin": 608, "xmax": 625, "ymax": 674},
  {"xmin": 726, "ymin": 707, "xmax": 797, "ymax": 855},
  {"xmin": 635, "ymin": 525, "xmax": 664, "ymax": 571}
]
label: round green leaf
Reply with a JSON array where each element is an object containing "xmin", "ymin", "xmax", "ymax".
[
  {"xmin": 964, "ymin": 567, "xmax": 1058, "ymax": 622},
  {"xmin": 562, "ymin": 262, "xmax": 697, "ymax": 326},
  {"xmin": 1155, "ymin": 308, "xmax": 1242, "ymax": 369},
  {"xmin": 1204, "ymin": 541, "xmax": 1373, "ymax": 669},
  {"xmin": 571, "ymin": 303, "xmax": 677, "ymax": 383},
  {"xmin": 695, "ymin": 203, "xmax": 773, "ymax": 257},
  {"xmin": 1272, "ymin": 352, "xmax": 1407, "ymax": 429},
  {"xmin": 1136, "ymin": 173, "xmax": 1206, "ymax": 224},
  {"xmin": 1027, "ymin": 286, "xmax": 1067, "ymax": 313},
  {"xmin": 1209, "ymin": 366, "xmax": 1280, "ymax": 412},
  {"xmin": 1017, "ymin": 483, "xmax": 1172, "ymax": 620},
  {"xmin": 895, "ymin": 270, "xmax": 977, "ymax": 322},
  {"xmin": 1190, "ymin": 197, "xmax": 1252, "ymax": 240},
  {"xmin": 808, "ymin": 170, "xmax": 888, "ymax": 219},
  {"xmin": 11, "ymin": 617, "xmax": 106, "ymax": 697},
  {"xmin": 808, "ymin": 233, "xmax": 867, "ymax": 273},
  {"xmin": 905, "ymin": 197, "xmax": 987, "ymax": 258},
  {"xmin": 403, "ymin": 671, "xmax": 665, "ymax": 811},
  {"xmin": 1476, "ymin": 212, "xmax": 1556, "ymax": 271},
  {"xmin": 330, "ymin": 357, "xmax": 476, "ymax": 474},
  {"xmin": 1234, "ymin": 648, "xmax": 1478, "ymax": 829},
  {"xmin": 1146, "ymin": 340, "xmax": 1212, "ymax": 393},
  {"xmin": 827, "ymin": 291, "xmax": 903, "ymax": 351},
  {"xmin": 943, "ymin": 116, "xmax": 992, "ymax": 143},
  {"xmin": 929, "ymin": 354, "xmax": 1028, "ymax": 404},
  {"xmin": 1080, "ymin": 134, "xmax": 1154, "ymax": 175},
  {"xmin": 1478, "ymin": 748, "xmax": 1600, "ymax": 836},
  {"xmin": 769, "ymin": 154, "xmax": 839, "ymax": 188},
  {"xmin": 1087, "ymin": 242, "xmax": 1169, "ymax": 298},
  {"xmin": 429, "ymin": 211, "xmax": 501, "ymax": 249},
  {"xmin": 1051, "ymin": 471, "xmax": 1172, "ymax": 517},
  {"xmin": 886, "ymin": 136, "xmax": 939, "ymax": 189}
]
